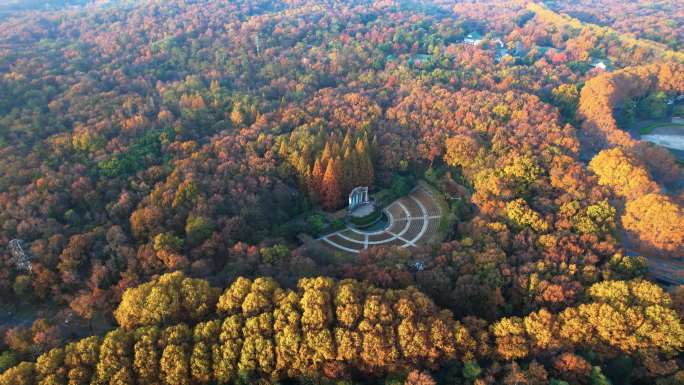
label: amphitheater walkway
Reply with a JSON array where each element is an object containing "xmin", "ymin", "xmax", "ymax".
[{"xmin": 318, "ymin": 186, "xmax": 442, "ymax": 254}]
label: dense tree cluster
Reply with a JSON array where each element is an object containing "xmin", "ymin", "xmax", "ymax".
[
  {"xmin": 525, "ymin": 3, "xmax": 684, "ymax": 66},
  {"xmin": 0, "ymin": 0, "xmax": 607, "ymax": 313},
  {"xmin": 578, "ymin": 62, "xmax": 684, "ymax": 150},
  {"xmin": 1, "ymin": 274, "xmax": 479, "ymax": 384},
  {"xmin": 492, "ymin": 279, "xmax": 684, "ymax": 361},
  {"xmin": 622, "ymin": 194, "xmax": 684, "ymax": 257},
  {"xmin": 2, "ymin": 273, "xmax": 683, "ymax": 384},
  {"xmin": 114, "ymin": 271, "xmax": 221, "ymax": 329},
  {"xmin": 546, "ymin": 0, "xmax": 684, "ymax": 51},
  {"xmin": 454, "ymin": 1, "xmax": 684, "ymax": 67},
  {"xmin": 578, "ymin": 63, "xmax": 684, "ymax": 257},
  {"xmin": 0, "ymin": 0, "xmax": 683, "ymax": 383},
  {"xmin": 336, "ymin": 85, "xmax": 626, "ymax": 323},
  {"xmin": 277, "ymin": 91, "xmax": 377, "ymax": 210}
]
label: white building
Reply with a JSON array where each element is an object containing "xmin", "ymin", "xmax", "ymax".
[
  {"xmin": 591, "ymin": 57, "xmax": 612, "ymax": 71},
  {"xmin": 463, "ymin": 32, "xmax": 483, "ymax": 46}
]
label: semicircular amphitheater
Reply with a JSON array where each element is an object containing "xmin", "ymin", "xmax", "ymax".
[{"xmin": 318, "ymin": 187, "xmax": 442, "ymax": 253}]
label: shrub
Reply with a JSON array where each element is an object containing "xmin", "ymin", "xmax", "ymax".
[
  {"xmin": 185, "ymin": 216, "xmax": 214, "ymax": 245},
  {"xmin": 305, "ymin": 214, "xmax": 327, "ymax": 236},
  {"xmin": 0, "ymin": 351, "xmax": 17, "ymax": 374},
  {"xmin": 260, "ymin": 244, "xmax": 290, "ymax": 264}
]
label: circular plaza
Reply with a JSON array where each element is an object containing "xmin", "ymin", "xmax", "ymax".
[{"xmin": 318, "ymin": 186, "xmax": 442, "ymax": 253}]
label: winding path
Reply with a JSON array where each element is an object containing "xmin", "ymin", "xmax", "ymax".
[{"xmin": 318, "ymin": 187, "xmax": 442, "ymax": 253}]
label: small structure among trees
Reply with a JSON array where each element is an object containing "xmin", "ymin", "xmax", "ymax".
[
  {"xmin": 348, "ymin": 186, "xmax": 370, "ymax": 212},
  {"xmin": 463, "ymin": 32, "xmax": 483, "ymax": 46},
  {"xmin": 8, "ymin": 239, "xmax": 32, "ymax": 272},
  {"xmin": 347, "ymin": 186, "xmax": 383, "ymax": 228}
]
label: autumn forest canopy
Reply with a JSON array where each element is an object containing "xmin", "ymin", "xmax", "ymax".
[{"xmin": 0, "ymin": 0, "xmax": 683, "ymax": 384}]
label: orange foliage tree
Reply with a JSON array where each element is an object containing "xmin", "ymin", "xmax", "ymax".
[{"xmin": 321, "ymin": 157, "xmax": 343, "ymax": 210}]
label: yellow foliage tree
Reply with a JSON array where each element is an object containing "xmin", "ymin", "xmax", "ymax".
[
  {"xmin": 588, "ymin": 147, "xmax": 658, "ymax": 200},
  {"xmin": 115, "ymin": 271, "xmax": 220, "ymax": 329},
  {"xmin": 622, "ymin": 193, "xmax": 684, "ymax": 258},
  {"xmin": 506, "ymin": 199, "xmax": 549, "ymax": 233}
]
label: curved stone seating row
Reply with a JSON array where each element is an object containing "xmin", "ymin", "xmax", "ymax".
[
  {"xmin": 387, "ymin": 203, "xmax": 408, "ymax": 221},
  {"xmin": 338, "ymin": 229, "xmax": 365, "ymax": 242},
  {"xmin": 368, "ymin": 231, "xmax": 395, "ymax": 243},
  {"xmin": 386, "ymin": 218, "xmax": 409, "ymax": 235},
  {"xmin": 414, "ymin": 189, "xmax": 442, "ymax": 217},
  {"xmin": 401, "ymin": 219, "xmax": 424, "ymax": 242},
  {"xmin": 400, "ymin": 197, "xmax": 422, "ymax": 218}
]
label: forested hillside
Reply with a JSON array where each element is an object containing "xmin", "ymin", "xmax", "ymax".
[
  {"xmin": 0, "ymin": 0, "xmax": 91, "ymax": 19},
  {"xmin": 546, "ymin": 0, "xmax": 684, "ymax": 51},
  {"xmin": 0, "ymin": 0, "xmax": 683, "ymax": 384}
]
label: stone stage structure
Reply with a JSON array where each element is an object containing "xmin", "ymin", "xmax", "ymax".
[{"xmin": 348, "ymin": 186, "xmax": 370, "ymax": 213}]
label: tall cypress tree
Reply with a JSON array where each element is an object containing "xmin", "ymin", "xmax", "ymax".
[
  {"xmin": 341, "ymin": 147, "xmax": 354, "ymax": 194},
  {"xmin": 310, "ymin": 158, "xmax": 324, "ymax": 204},
  {"xmin": 355, "ymin": 138, "xmax": 374, "ymax": 187},
  {"xmin": 321, "ymin": 157, "xmax": 342, "ymax": 210}
]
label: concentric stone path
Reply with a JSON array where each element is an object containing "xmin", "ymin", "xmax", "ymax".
[{"xmin": 318, "ymin": 187, "xmax": 442, "ymax": 253}]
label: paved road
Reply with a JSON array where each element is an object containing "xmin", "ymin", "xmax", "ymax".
[
  {"xmin": 624, "ymin": 246, "xmax": 684, "ymax": 287},
  {"xmin": 647, "ymin": 256, "xmax": 684, "ymax": 286}
]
